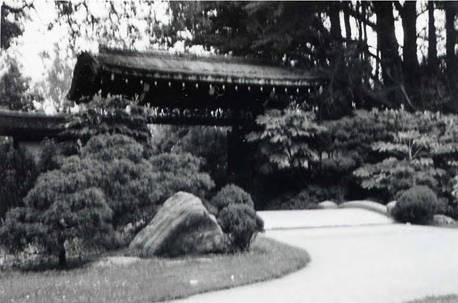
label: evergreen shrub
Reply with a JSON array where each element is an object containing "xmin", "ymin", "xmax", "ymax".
[
  {"xmin": 218, "ymin": 204, "xmax": 264, "ymax": 252},
  {"xmin": 210, "ymin": 184, "xmax": 254, "ymax": 211},
  {"xmin": 392, "ymin": 186, "xmax": 439, "ymax": 224}
]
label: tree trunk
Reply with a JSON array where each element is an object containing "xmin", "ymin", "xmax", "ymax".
[
  {"xmin": 58, "ymin": 239, "xmax": 67, "ymax": 269},
  {"xmin": 362, "ymin": 1, "xmax": 368, "ymax": 44},
  {"xmin": 373, "ymin": 1, "xmax": 403, "ymax": 88},
  {"xmin": 343, "ymin": 2, "xmax": 352, "ymax": 40},
  {"xmin": 357, "ymin": 1, "xmax": 363, "ymax": 42},
  {"xmin": 428, "ymin": 0, "xmax": 438, "ymax": 72},
  {"xmin": 445, "ymin": 1, "xmax": 457, "ymax": 92},
  {"xmin": 401, "ymin": 1, "xmax": 418, "ymax": 82},
  {"xmin": 329, "ymin": 2, "xmax": 342, "ymax": 41}
]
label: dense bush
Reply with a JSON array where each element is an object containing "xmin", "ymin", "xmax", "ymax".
[
  {"xmin": 149, "ymin": 152, "xmax": 215, "ymax": 201},
  {"xmin": 210, "ymin": 184, "xmax": 254, "ymax": 211},
  {"xmin": 392, "ymin": 186, "xmax": 439, "ymax": 225},
  {"xmin": 0, "ymin": 156, "xmax": 114, "ymax": 268},
  {"xmin": 79, "ymin": 135, "xmax": 159, "ymax": 229},
  {"xmin": 0, "ymin": 139, "xmax": 39, "ymax": 220},
  {"xmin": 218, "ymin": 204, "xmax": 264, "ymax": 252},
  {"xmin": 150, "ymin": 125, "xmax": 229, "ymax": 187},
  {"xmin": 0, "ymin": 132, "xmax": 218, "ymax": 266},
  {"xmin": 210, "ymin": 185, "xmax": 263, "ymax": 252},
  {"xmin": 352, "ymin": 109, "xmax": 447, "ymax": 201}
]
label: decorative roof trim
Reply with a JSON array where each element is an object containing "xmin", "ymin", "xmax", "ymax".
[{"xmin": 100, "ymin": 65, "xmax": 315, "ymax": 87}]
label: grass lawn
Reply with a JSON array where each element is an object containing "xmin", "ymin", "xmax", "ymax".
[
  {"xmin": 406, "ymin": 295, "xmax": 458, "ymax": 303},
  {"xmin": 0, "ymin": 236, "xmax": 309, "ymax": 303}
]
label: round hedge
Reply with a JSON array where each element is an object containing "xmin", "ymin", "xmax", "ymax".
[
  {"xmin": 210, "ymin": 184, "xmax": 254, "ymax": 211},
  {"xmin": 392, "ymin": 185, "xmax": 438, "ymax": 225}
]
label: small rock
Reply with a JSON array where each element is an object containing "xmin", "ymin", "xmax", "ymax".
[
  {"xmin": 386, "ymin": 201, "xmax": 397, "ymax": 215},
  {"xmin": 317, "ymin": 200, "xmax": 338, "ymax": 209},
  {"xmin": 432, "ymin": 214, "xmax": 456, "ymax": 226},
  {"xmin": 189, "ymin": 279, "xmax": 199, "ymax": 286},
  {"xmin": 339, "ymin": 200, "xmax": 388, "ymax": 215},
  {"xmin": 93, "ymin": 256, "xmax": 140, "ymax": 267}
]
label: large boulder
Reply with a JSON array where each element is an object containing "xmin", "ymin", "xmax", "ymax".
[
  {"xmin": 339, "ymin": 200, "xmax": 388, "ymax": 215},
  {"xmin": 432, "ymin": 214, "xmax": 456, "ymax": 226},
  {"xmin": 129, "ymin": 192, "xmax": 227, "ymax": 257},
  {"xmin": 317, "ymin": 200, "xmax": 338, "ymax": 209}
]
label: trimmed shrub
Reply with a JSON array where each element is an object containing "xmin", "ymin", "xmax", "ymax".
[
  {"xmin": 210, "ymin": 184, "xmax": 254, "ymax": 211},
  {"xmin": 392, "ymin": 186, "xmax": 439, "ymax": 224},
  {"xmin": 218, "ymin": 204, "xmax": 264, "ymax": 252}
]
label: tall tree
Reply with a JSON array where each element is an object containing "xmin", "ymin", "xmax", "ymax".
[
  {"xmin": 396, "ymin": 1, "xmax": 418, "ymax": 82},
  {"xmin": 444, "ymin": 1, "xmax": 457, "ymax": 92},
  {"xmin": 343, "ymin": 2, "xmax": 352, "ymax": 40},
  {"xmin": 170, "ymin": 1, "xmax": 332, "ymax": 67},
  {"xmin": 328, "ymin": 2, "xmax": 342, "ymax": 41},
  {"xmin": 0, "ymin": 58, "xmax": 34, "ymax": 111},
  {"xmin": 428, "ymin": 0, "xmax": 438, "ymax": 72},
  {"xmin": 373, "ymin": 2, "xmax": 403, "ymax": 90}
]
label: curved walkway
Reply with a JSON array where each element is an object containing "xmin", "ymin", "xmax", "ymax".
[{"xmin": 173, "ymin": 209, "xmax": 458, "ymax": 303}]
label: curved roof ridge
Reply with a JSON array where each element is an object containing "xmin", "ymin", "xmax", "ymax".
[{"xmin": 98, "ymin": 45, "xmax": 291, "ymax": 69}]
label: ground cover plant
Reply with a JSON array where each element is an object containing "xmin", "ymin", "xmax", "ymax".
[{"xmin": 0, "ymin": 237, "xmax": 309, "ymax": 303}]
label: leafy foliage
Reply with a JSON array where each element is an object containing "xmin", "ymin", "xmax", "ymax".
[
  {"xmin": 60, "ymin": 95, "xmax": 151, "ymax": 147},
  {"xmin": 392, "ymin": 186, "xmax": 439, "ymax": 224},
  {"xmin": 354, "ymin": 158, "xmax": 445, "ymax": 199},
  {"xmin": 353, "ymin": 109, "xmax": 451, "ymax": 200},
  {"xmin": 247, "ymin": 108, "xmax": 326, "ymax": 171},
  {"xmin": 0, "ymin": 139, "xmax": 38, "ymax": 220},
  {"xmin": 150, "ymin": 125, "xmax": 229, "ymax": 187},
  {"xmin": 0, "ymin": 60, "xmax": 35, "ymax": 111}
]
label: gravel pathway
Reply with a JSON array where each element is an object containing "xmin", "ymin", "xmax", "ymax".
[{"xmin": 172, "ymin": 209, "xmax": 458, "ymax": 303}]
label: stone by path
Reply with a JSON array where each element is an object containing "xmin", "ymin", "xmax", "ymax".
[
  {"xmin": 172, "ymin": 209, "xmax": 458, "ymax": 303},
  {"xmin": 260, "ymin": 208, "xmax": 393, "ymax": 230}
]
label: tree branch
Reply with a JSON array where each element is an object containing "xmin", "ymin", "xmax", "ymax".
[{"xmin": 341, "ymin": 5, "xmax": 377, "ymax": 29}]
